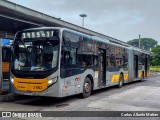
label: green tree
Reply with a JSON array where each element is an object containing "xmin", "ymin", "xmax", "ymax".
[
  {"xmin": 127, "ymin": 38, "xmax": 158, "ymax": 51},
  {"xmin": 150, "ymin": 45, "xmax": 160, "ymax": 66}
]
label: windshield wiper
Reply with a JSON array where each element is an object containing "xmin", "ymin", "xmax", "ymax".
[{"xmin": 31, "ymin": 66, "xmax": 46, "ymax": 71}]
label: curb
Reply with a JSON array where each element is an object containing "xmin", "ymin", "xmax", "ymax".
[
  {"xmin": 0, "ymin": 94, "xmax": 17, "ymax": 102},
  {"xmin": 151, "ymin": 72, "xmax": 160, "ymax": 75}
]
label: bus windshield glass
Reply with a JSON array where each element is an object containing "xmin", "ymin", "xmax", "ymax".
[{"xmin": 13, "ymin": 30, "xmax": 59, "ymax": 72}]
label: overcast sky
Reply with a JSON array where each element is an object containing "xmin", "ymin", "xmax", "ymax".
[{"xmin": 8, "ymin": 0, "xmax": 160, "ymax": 44}]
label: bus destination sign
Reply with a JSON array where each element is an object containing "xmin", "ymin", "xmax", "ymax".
[{"xmin": 21, "ymin": 30, "xmax": 56, "ymax": 39}]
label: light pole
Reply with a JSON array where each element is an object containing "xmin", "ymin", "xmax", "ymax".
[
  {"xmin": 139, "ymin": 35, "xmax": 141, "ymax": 48},
  {"xmin": 79, "ymin": 14, "xmax": 87, "ymax": 27}
]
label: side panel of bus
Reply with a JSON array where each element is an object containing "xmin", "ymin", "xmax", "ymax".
[
  {"xmin": 92, "ymin": 39, "xmax": 130, "ymax": 89},
  {"xmin": 104, "ymin": 45, "xmax": 129, "ymax": 87},
  {"xmin": 128, "ymin": 48, "xmax": 150, "ymax": 82},
  {"xmin": 60, "ymin": 30, "xmax": 95, "ymax": 97}
]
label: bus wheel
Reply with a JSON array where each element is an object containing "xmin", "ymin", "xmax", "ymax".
[
  {"xmin": 118, "ymin": 74, "xmax": 124, "ymax": 88},
  {"xmin": 141, "ymin": 72, "xmax": 144, "ymax": 82},
  {"xmin": 81, "ymin": 77, "xmax": 92, "ymax": 98}
]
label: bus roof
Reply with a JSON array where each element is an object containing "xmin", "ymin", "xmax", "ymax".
[
  {"xmin": 18, "ymin": 27, "xmax": 153, "ymax": 56},
  {"xmin": 20, "ymin": 27, "xmax": 62, "ymax": 31}
]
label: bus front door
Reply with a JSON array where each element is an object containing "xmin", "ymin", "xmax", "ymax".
[{"xmin": 98, "ymin": 49, "xmax": 106, "ymax": 86}]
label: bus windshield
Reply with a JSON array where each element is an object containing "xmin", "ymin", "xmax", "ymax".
[{"xmin": 13, "ymin": 30, "xmax": 59, "ymax": 72}]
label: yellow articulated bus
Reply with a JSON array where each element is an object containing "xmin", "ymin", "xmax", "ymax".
[
  {"xmin": 2, "ymin": 46, "xmax": 11, "ymax": 80},
  {"xmin": 10, "ymin": 27, "xmax": 151, "ymax": 98}
]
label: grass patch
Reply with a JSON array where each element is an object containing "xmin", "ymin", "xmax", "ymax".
[{"xmin": 150, "ymin": 66, "xmax": 160, "ymax": 72}]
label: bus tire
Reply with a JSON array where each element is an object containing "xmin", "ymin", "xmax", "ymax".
[
  {"xmin": 81, "ymin": 77, "xmax": 92, "ymax": 98},
  {"xmin": 118, "ymin": 74, "xmax": 124, "ymax": 88},
  {"xmin": 141, "ymin": 72, "xmax": 144, "ymax": 82}
]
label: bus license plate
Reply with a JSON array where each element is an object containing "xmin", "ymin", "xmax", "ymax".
[{"xmin": 33, "ymin": 86, "xmax": 42, "ymax": 90}]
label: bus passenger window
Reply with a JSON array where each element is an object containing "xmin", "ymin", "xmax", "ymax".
[
  {"xmin": 81, "ymin": 54, "xmax": 93, "ymax": 68},
  {"xmin": 62, "ymin": 47, "xmax": 77, "ymax": 67}
]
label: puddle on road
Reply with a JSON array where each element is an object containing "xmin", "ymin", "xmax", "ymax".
[{"xmin": 55, "ymin": 103, "xmax": 69, "ymax": 108}]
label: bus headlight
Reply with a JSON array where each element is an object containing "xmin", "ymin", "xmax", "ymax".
[
  {"xmin": 11, "ymin": 78, "xmax": 14, "ymax": 84},
  {"xmin": 48, "ymin": 77, "xmax": 58, "ymax": 86}
]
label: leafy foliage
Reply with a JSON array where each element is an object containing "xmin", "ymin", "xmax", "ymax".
[
  {"xmin": 150, "ymin": 45, "xmax": 160, "ymax": 66},
  {"xmin": 127, "ymin": 38, "xmax": 158, "ymax": 51}
]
